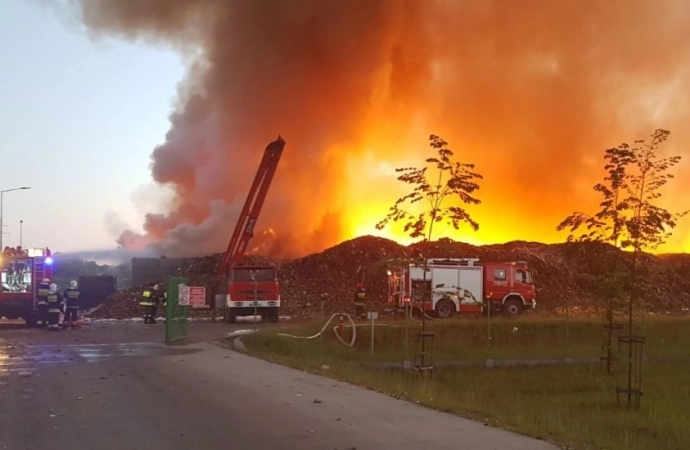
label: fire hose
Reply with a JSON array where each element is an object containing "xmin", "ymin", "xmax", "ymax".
[
  {"xmin": 276, "ymin": 313, "xmax": 404, "ymax": 348},
  {"xmin": 277, "ymin": 312, "xmax": 358, "ymax": 347}
]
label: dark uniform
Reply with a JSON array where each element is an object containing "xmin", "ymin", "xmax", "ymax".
[
  {"xmin": 36, "ymin": 279, "xmax": 50, "ymax": 326},
  {"xmin": 63, "ymin": 286, "xmax": 81, "ymax": 329},
  {"xmin": 354, "ymin": 283, "xmax": 366, "ymax": 319},
  {"xmin": 151, "ymin": 290, "xmax": 166, "ymax": 322},
  {"xmin": 46, "ymin": 288, "xmax": 63, "ymax": 331},
  {"xmin": 162, "ymin": 292, "xmax": 168, "ymax": 323}
]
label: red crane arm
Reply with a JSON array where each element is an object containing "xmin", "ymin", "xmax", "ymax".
[{"xmin": 217, "ymin": 136, "xmax": 285, "ymax": 281}]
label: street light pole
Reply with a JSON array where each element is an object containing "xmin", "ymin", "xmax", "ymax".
[
  {"xmin": 0, "ymin": 187, "xmax": 31, "ymax": 252},
  {"xmin": 20, "ymin": 220, "xmax": 23, "ymax": 248}
]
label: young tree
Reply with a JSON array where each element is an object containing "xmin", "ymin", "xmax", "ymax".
[
  {"xmin": 557, "ymin": 128, "xmax": 687, "ymax": 377},
  {"xmin": 557, "ymin": 143, "xmax": 636, "ymax": 373},
  {"xmin": 619, "ymin": 129, "xmax": 687, "ymax": 406},
  {"xmin": 376, "ymin": 135, "xmax": 482, "ymax": 343},
  {"xmin": 375, "ymin": 134, "xmax": 483, "ymax": 242},
  {"xmin": 621, "ymin": 129, "xmax": 687, "ymax": 326}
]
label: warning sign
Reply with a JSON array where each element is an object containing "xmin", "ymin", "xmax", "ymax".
[
  {"xmin": 178, "ymin": 286, "xmax": 205, "ymax": 306},
  {"xmin": 178, "ymin": 285, "xmax": 190, "ymax": 306},
  {"xmin": 189, "ymin": 287, "xmax": 206, "ymax": 306}
]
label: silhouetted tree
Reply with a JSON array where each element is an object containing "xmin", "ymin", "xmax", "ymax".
[
  {"xmin": 376, "ymin": 134, "xmax": 483, "ymax": 242},
  {"xmin": 557, "ymin": 144, "xmax": 636, "ymax": 246},
  {"xmin": 557, "ymin": 128, "xmax": 687, "ymax": 374}
]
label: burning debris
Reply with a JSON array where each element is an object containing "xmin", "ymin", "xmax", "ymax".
[{"xmin": 88, "ymin": 236, "xmax": 690, "ymax": 320}]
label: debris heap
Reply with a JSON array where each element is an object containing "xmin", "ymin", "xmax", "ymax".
[{"xmin": 88, "ymin": 236, "xmax": 690, "ymax": 320}]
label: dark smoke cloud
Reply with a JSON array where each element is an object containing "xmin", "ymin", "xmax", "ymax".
[{"xmin": 69, "ymin": 0, "xmax": 690, "ymax": 256}]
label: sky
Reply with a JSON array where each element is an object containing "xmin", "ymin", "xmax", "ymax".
[{"xmin": 0, "ymin": 0, "xmax": 183, "ymax": 253}]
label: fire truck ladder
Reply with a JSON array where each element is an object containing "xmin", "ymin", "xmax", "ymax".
[{"xmin": 217, "ymin": 136, "xmax": 286, "ymax": 282}]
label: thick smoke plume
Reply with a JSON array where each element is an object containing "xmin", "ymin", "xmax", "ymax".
[{"xmin": 72, "ymin": 0, "xmax": 690, "ymax": 257}]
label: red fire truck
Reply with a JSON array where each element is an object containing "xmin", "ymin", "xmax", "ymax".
[
  {"xmin": 218, "ymin": 137, "xmax": 284, "ymax": 324},
  {"xmin": 0, "ymin": 249, "xmax": 54, "ymax": 325},
  {"xmin": 387, "ymin": 258, "xmax": 536, "ymax": 318}
]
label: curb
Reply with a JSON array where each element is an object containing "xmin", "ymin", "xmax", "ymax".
[{"xmin": 233, "ymin": 336, "xmax": 247, "ymax": 351}]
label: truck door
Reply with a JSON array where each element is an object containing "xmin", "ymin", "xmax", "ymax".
[
  {"xmin": 433, "ymin": 268, "xmax": 459, "ymax": 301},
  {"xmin": 457, "ymin": 266, "xmax": 483, "ymax": 307}
]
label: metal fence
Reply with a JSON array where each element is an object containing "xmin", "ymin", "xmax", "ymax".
[{"xmin": 165, "ymin": 276, "xmax": 188, "ymax": 344}]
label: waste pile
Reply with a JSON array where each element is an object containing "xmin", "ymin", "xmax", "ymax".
[{"xmin": 88, "ymin": 235, "xmax": 690, "ymax": 320}]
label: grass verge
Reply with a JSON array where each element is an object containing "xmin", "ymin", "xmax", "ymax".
[{"xmin": 241, "ymin": 317, "xmax": 690, "ymax": 450}]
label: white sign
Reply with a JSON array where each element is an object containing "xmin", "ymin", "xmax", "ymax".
[
  {"xmin": 367, "ymin": 311, "xmax": 378, "ymax": 320},
  {"xmin": 178, "ymin": 284, "xmax": 190, "ymax": 306}
]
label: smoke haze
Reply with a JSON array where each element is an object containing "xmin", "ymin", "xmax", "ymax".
[{"xmin": 69, "ymin": 0, "xmax": 690, "ymax": 257}]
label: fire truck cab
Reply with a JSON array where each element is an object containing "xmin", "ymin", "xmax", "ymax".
[
  {"xmin": 0, "ymin": 248, "xmax": 54, "ymax": 325},
  {"xmin": 225, "ymin": 265, "xmax": 280, "ymax": 323},
  {"xmin": 387, "ymin": 258, "xmax": 536, "ymax": 318}
]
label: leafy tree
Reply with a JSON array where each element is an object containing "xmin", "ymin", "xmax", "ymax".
[
  {"xmin": 557, "ymin": 144, "xmax": 634, "ymax": 336},
  {"xmin": 557, "ymin": 128, "xmax": 686, "ymax": 265},
  {"xmin": 557, "ymin": 129, "xmax": 687, "ymax": 374},
  {"xmin": 557, "ymin": 144, "xmax": 636, "ymax": 246},
  {"xmin": 623, "ymin": 129, "xmax": 687, "ymax": 251},
  {"xmin": 619, "ymin": 129, "xmax": 687, "ymax": 404},
  {"xmin": 621, "ymin": 129, "xmax": 687, "ymax": 330},
  {"xmin": 376, "ymin": 134, "xmax": 482, "ymax": 338},
  {"xmin": 376, "ymin": 134, "xmax": 483, "ymax": 242}
]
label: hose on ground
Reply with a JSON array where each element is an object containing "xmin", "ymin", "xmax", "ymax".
[
  {"xmin": 277, "ymin": 313, "xmax": 358, "ymax": 347},
  {"xmin": 277, "ymin": 313, "xmax": 404, "ymax": 347}
]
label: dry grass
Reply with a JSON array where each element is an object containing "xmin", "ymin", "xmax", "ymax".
[{"xmin": 241, "ymin": 316, "xmax": 690, "ymax": 450}]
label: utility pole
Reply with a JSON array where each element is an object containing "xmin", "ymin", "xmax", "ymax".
[
  {"xmin": 19, "ymin": 220, "xmax": 23, "ymax": 247},
  {"xmin": 0, "ymin": 187, "xmax": 31, "ymax": 251}
]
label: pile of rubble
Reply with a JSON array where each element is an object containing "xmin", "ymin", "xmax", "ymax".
[{"xmin": 88, "ymin": 235, "xmax": 690, "ymax": 320}]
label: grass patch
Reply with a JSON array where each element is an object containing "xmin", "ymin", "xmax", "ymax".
[{"xmin": 242, "ymin": 317, "xmax": 690, "ymax": 450}]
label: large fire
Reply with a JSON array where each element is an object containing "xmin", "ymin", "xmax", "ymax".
[{"xmin": 72, "ymin": 0, "xmax": 690, "ymax": 257}]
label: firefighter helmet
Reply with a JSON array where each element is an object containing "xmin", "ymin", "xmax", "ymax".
[
  {"xmin": 70, "ymin": 280, "xmax": 78, "ymax": 289},
  {"xmin": 49, "ymin": 283, "xmax": 57, "ymax": 292}
]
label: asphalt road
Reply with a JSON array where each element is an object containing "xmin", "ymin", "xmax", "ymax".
[{"xmin": 0, "ymin": 322, "xmax": 558, "ymax": 450}]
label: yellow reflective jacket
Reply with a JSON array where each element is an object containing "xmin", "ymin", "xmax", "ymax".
[{"xmin": 139, "ymin": 290, "xmax": 154, "ymax": 307}]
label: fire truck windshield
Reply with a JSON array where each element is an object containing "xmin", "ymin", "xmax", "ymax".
[
  {"xmin": 1, "ymin": 258, "xmax": 33, "ymax": 293},
  {"xmin": 231, "ymin": 268, "xmax": 277, "ymax": 282},
  {"xmin": 515, "ymin": 269, "xmax": 533, "ymax": 284}
]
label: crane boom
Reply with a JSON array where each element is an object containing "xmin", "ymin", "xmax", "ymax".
[{"xmin": 217, "ymin": 136, "xmax": 285, "ymax": 281}]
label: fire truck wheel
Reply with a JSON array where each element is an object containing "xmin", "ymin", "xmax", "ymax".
[
  {"xmin": 435, "ymin": 299, "xmax": 456, "ymax": 319},
  {"xmin": 502, "ymin": 299, "xmax": 523, "ymax": 318}
]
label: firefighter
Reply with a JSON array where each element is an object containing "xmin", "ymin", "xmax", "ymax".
[
  {"xmin": 139, "ymin": 286, "xmax": 155, "ymax": 324},
  {"xmin": 46, "ymin": 283, "xmax": 63, "ymax": 331},
  {"xmin": 161, "ymin": 290, "xmax": 168, "ymax": 324},
  {"xmin": 150, "ymin": 284, "xmax": 166, "ymax": 323},
  {"xmin": 62, "ymin": 280, "xmax": 81, "ymax": 329},
  {"xmin": 36, "ymin": 277, "xmax": 51, "ymax": 326},
  {"xmin": 354, "ymin": 282, "xmax": 366, "ymax": 320}
]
